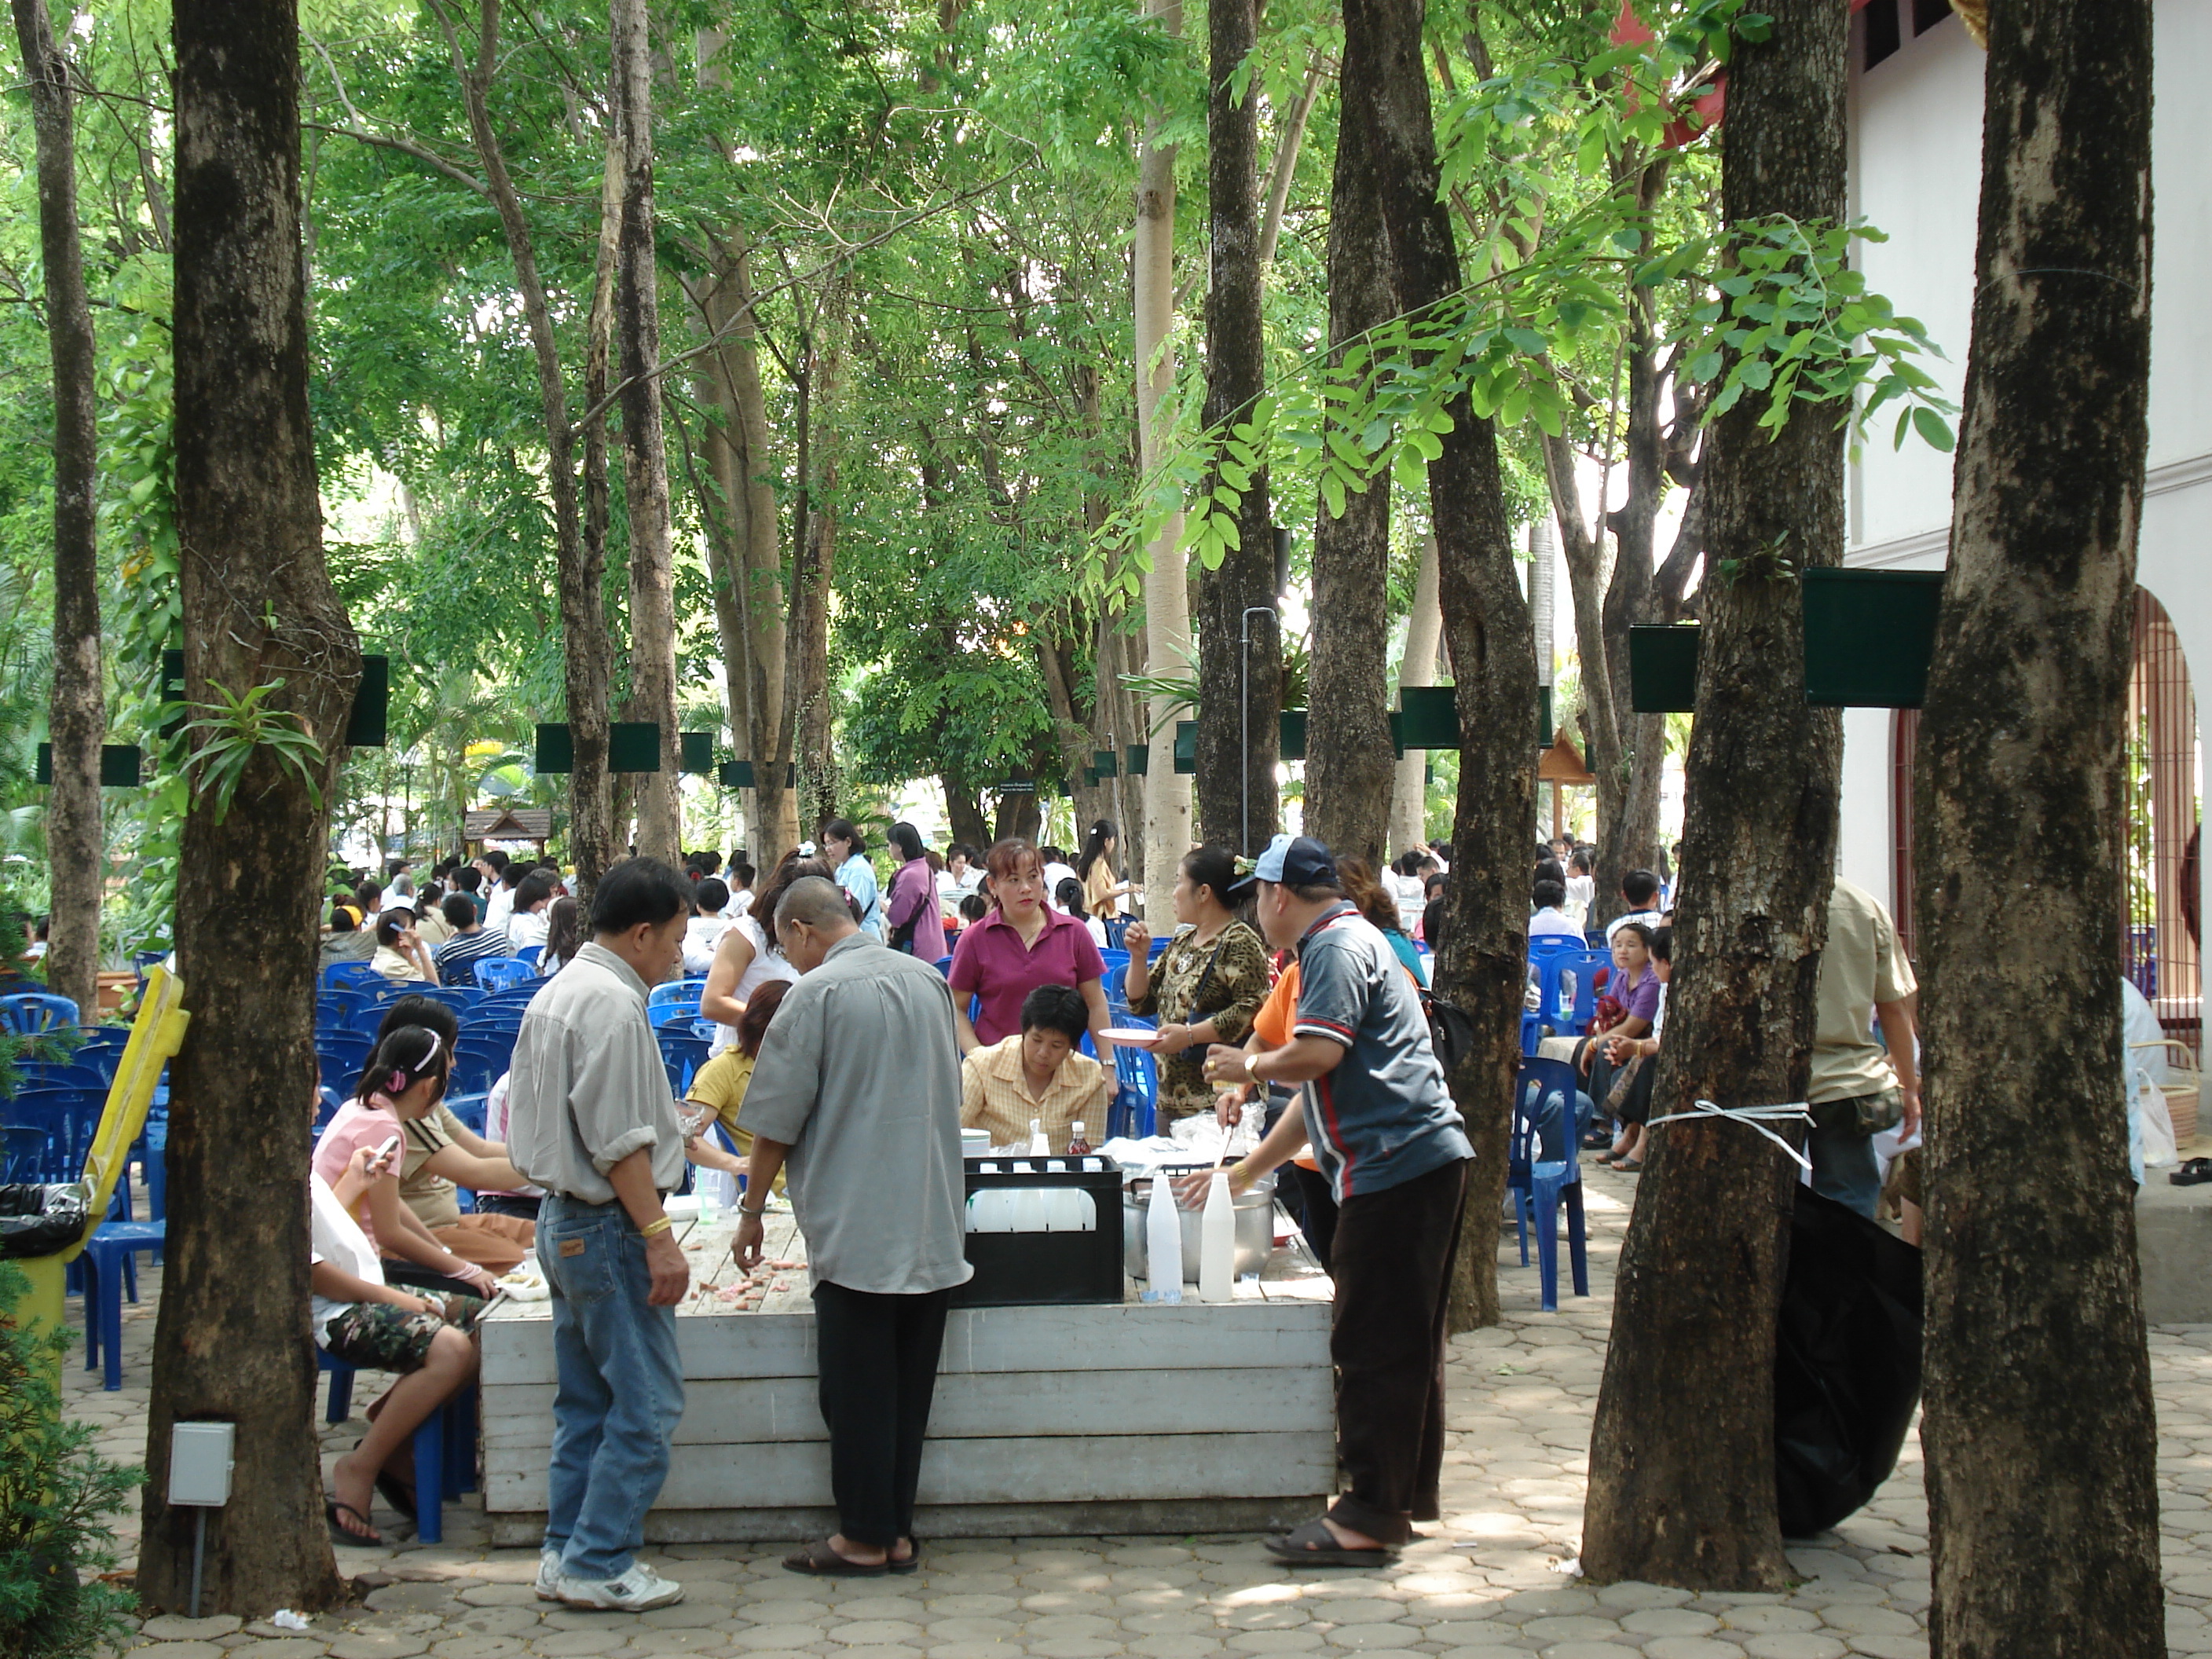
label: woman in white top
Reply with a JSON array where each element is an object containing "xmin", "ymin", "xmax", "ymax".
[
  {"xmin": 1564, "ymin": 850, "xmax": 1596, "ymax": 926},
  {"xmin": 1386, "ymin": 850, "xmax": 1433, "ymax": 937},
  {"xmin": 698, "ymin": 856, "xmax": 821, "ymax": 1054},
  {"xmin": 683, "ymin": 877, "xmax": 736, "ymax": 975}
]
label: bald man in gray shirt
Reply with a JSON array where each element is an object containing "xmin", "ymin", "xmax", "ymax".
[{"xmin": 737, "ymin": 876, "xmax": 971, "ymax": 1577}]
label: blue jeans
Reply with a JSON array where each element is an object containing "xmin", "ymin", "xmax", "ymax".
[
  {"xmin": 1807, "ymin": 1095, "xmax": 1892, "ymax": 1220},
  {"xmin": 537, "ymin": 1193, "xmax": 685, "ymax": 1580}
]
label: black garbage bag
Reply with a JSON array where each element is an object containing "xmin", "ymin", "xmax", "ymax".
[
  {"xmin": 0, "ymin": 1181, "xmax": 93, "ymax": 1259},
  {"xmin": 1774, "ymin": 1185, "xmax": 1924, "ymax": 1537}
]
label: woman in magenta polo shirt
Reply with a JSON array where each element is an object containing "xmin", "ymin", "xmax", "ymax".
[{"xmin": 949, "ymin": 838, "xmax": 1117, "ymax": 1059}]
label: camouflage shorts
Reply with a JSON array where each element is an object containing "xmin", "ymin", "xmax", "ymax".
[{"xmin": 321, "ymin": 1295, "xmax": 483, "ymax": 1373}]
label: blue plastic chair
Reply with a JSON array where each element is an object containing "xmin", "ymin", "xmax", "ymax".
[
  {"xmin": 1149, "ymin": 937, "xmax": 1169, "ymax": 961},
  {"xmin": 19, "ymin": 1063, "xmax": 114, "ymax": 1097},
  {"xmin": 1100, "ymin": 948, "xmax": 1131, "ymax": 979},
  {"xmin": 317, "ymin": 1033, "xmax": 372, "ymax": 1073},
  {"xmin": 657, "ymin": 1030, "xmax": 712, "ymax": 1096},
  {"xmin": 515, "ymin": 943, "xmax": 544, "ymax": 967},
  {"xmin": 321, "ymin": 962, "xmax": 384, "ymax": 991},
  {"xmin": 314, "ymin": 1086, "xmax": 346, "ymax": 1132},
  {"xmin": 0, "ymin": 1120, "xmax": 57, "ymax": 1183},
  {"xmin": 1104, "ymin": 1016, "xmax": 1159, "ymax": 1139},
  {"xmin": 446, "ymin": 1092, "xmax": 489, "ymax": 1137},
  {"xmin": 371, "ymin": 983, "xmax": 482, "ymax": 1014},
  {"xmin": 473, "ymin": 958, "xmax": 537, "ymax": 994},
  {"xmin": 450, "ymin": 1036, "xmax": 516, "ymax": 1097},
  {"xmin": 0, "ymin": 991, "xmax": 79, "ymax": 1034},
  {"xmin": 1508, "ymin": 1057, "xmax": 1588, "ymax": 1312},
  {"xmin": 315, "ymin": 1352, "xmax": 477, "ymax": 1544},
  {"xmin": 80, "ymin": 1221, "xmax": 167, "ymax": 1390},
  {"xmin": 65, "ymin": 1028, "xmax": 131, "ymax": 1079},
  {"xmin": 319, "ymin": 987, "xmax": 372, "ymax": 1018},
  {"xmin": 1529, "ymin": 949, "xmax": 1612, "ymax": 1042},
  {"xmin": 933, "ymin": 955, "xmax": 953, "ymax": 980},
  {"xmin": 647, "ymin": 978, "xmax": 706, "ymax": 1006},
  {"xmin": 2, "ymin": 1090, "xmax": 98, "ymax": 1175},
  {"xmin": 648, "ymin": 998, "xmax": 704, "ymax": 1029}
]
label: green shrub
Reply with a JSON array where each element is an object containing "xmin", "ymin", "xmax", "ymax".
[{"xmin": 0, "ymin": 1261, "xmax": 143, "ymax": 1657}]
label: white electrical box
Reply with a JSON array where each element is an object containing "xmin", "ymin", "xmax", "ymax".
[{"xmin": 168, "ymin": 1423, "xmax": 235, "ymax": 1507}]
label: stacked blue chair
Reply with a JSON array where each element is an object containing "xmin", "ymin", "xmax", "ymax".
[
  {"xmin": 473, "ymin": 958, "xmax": 537, "ymax": 994},
  {"xmin": 19, "ymin": 1063, "xmax": 113, "ymax": 1097},
  {"xmin": 450, "ymin": 1031, "xmax": 518, "ymax": 1097},
  {"xmin": 657, "ymin": 1029, "xmax": 712, "ymax": 1097},
  {"xmin": 515, "ymin": 943, "xmax": 544, "ymax": 967},
  {"xmin": 68, "ymin": 1028, "xmax": 131, "ymax": 1079},
  {"xmin": 647, "ymin": 980, "xmax": 706, "ymax": 1029},
  {"xmin": 0, "ymin": 991, "xmax": 79, "ymax": 1034},
  {"xmin": 1104, "ymin": 1016, "xmax": 1159, "ymax": 1140},
  {"xmin": 1508, "ymin": 1056, "xmax": 1588, "ymax": 1312},
  {"xmin": 317, "ymin": 1031, "xmax": 373, "ymax": 1084},
  {"xmin": 80, "ymin": 1220, "xmax": 168, "ymax": 1389},
  {"xmin": 321, "ymin": 962, "xmax": 384, "ymax": 991},
  {"xmin": 932, "ymin": 955, "xmax": 953, "ymax": 980},
  {"xmin": 315, "ymin": 1353, "xmax": 478, "ymax": 1544}
]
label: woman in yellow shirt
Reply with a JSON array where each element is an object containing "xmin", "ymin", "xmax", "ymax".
[{"xmin": 682, "ymin": 979, "xmax": 793, "ymax": 1183}]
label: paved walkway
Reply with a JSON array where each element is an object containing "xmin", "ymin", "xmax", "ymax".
[{"xmin": 61, "ymin": 1167, "xmax": 2212, "ymax": 1658}]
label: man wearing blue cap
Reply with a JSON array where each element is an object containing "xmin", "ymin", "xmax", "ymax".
[{"xmin": 1186, "ymin": 833, "xmax": 1473, "ymax": 1565}]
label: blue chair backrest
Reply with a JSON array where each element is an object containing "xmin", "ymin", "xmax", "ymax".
[
  {"xmin": 19, "ymin": 1064, "xmax": 112, "ymax": 1097},
  {"xmin": 371, "ymin": 983, "xmax": 483, "ymax": 1013},
  {"xmin": 1, "ymin": 1090, "xmax": 98, "ymax": 1179},
  {"xmin": 657, "ymin": 1031, "xmax": 712, "ymax": 1094},
  {"xmin": 321, "ymin": 962, "xmax": 383, "ymax": 990},
  {"xmin": 648, "ymin": 998, "xmax": 703, "ymax": 1029},
  {"xmin": 1101, "ymin": 948, "xmax": 1131, "ymax": 977},
  {"xmin": 1532, "ymin": 950, "xmax": 1613, "ymax": 1035},
  {"xmin": 1149, "ymin": 937, "xmax": 1169, "ymax": 961},
  {"xmin": 0, "ymin": 992, "xmax": 80, "ymax": 1035},
  {"xmin": 474, "ymin": 958, "xmax": 537, "ymax": 994},
  {"xmin": 0, "ymin": 1117, "xmax": 62, "ymax": 1183},
  {"xmin": 1104, "ymin": 916, "xmax": 1132, "ymax": 950},
  {"xmin": 647, "ymin": 978, "xmax": 708, "ymax": 1006},
  {"xmin": 445, "ymin": 1092, "xmax": 489, "ymax": 1137},
  {"xmin": 449, "ymin": 1042, "xmax": 510, "ymax": 1097},
  {"xmin": 346, "ymin": 1005, "xmax": 395, "ymax": 1038},
  {"xmin": 1512, "ymin": 1056, "xmax": 1583, "ymax": 1173},
  {"xmin": 933, "ymin": 956, "xmax": 953, "ymax": 980},
  {"xmin": 1106, "ymin": 1016, "xmax": 1159, "ymax": 1139},
  {"xmin": 515, "ymin": 943, "xmax": 544, "ymax": 966}
]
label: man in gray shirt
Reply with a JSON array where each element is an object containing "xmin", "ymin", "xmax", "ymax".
[
  {"xmin": 506, "ymin": 858, "xmax": 693, "ymax": 1613},
  {"xmin": 738, "ymin": 877, "xmax": 971, "ymax": 1577}
]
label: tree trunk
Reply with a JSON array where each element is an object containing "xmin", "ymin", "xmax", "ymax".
[
  {"xmin": 1388, "ymin": 536, "xmax": 1441, "ymax": 857},
  {"xmin": 610, "ymin": 0, "xmax": 680, "ymax": 865},
  {"xmin": 1095, "ymin": 616, "xmax": 1147, "ymax": 886},
  {"xmin": 1541, "ymin": 430, "xmax": 1627, "ymax": 907},
  {"xmin": 1133, "ymin": 0, "xmax": 1190, "ymax": 914},
  {"xmin": 786, "ymin": 273, "xmax": 847, "ymax": 838},
  {"xmin": 1258, "ymin": 53, "xmax": 1324, "ymax": 268},
  {"xmin": 1340, "ymin": 0, "xmax": 1534, "ymax": 1333},
  {"xmin": 1301, "ymin": 70, "xmax": 1396, "ymax": 868},
  {"xmin": 141, "ymin": 0, "xmax": 359, "ymax": 1611},
  {"xmin": 445, "ymin": 0, "xmax": 612, "ymax": 900},
  {"xmin": 1917, "ymin": 3, "xmax": 2162, "ymax": 1653},
  {"xmin": 1192, "ymin": 0, "xmax": 1279, "ymax": 858},
  {"xmin": 1580, "ymin": 0, "xmax": 1847, "ymax": 1589},
  {"xmin": 940, "ymin": 777, "xmax": 990, "ymax": 852},
  {"xmin": 13, "ymin": 0, "xmax": 102, "ymax": 1023}
]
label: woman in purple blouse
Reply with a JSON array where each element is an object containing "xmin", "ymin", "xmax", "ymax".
[
  {"xmin": 1586, "ymin": 921, "xmax": 1662, "ymax": 1169},
  {"xmin": 883, "ymin": 822, "xmax": 948, "ymax": 963}
]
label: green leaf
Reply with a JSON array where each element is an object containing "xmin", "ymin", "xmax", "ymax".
[{"xmin": 1911, "ymin": 405, "xmax": 1956, "ymax": 452}]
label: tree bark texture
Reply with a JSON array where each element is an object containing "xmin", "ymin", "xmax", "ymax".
[
  {"xmin": 785, "ymin": 272, "xmax": 848, "ymax": 839},
  {"xmin": 142, "ymin": 0, "xmax": 358, "ymax": 1612},
  {"xmin": 610, "ymin": 0, "xmax": 680, "ymax": 865},
  {"xmin": 445, "ymin": 0, "xmax": 611, "ymax": 900},
  {"xmin": 1193, "ymin": 0, "xmax": 1279, "ymax": 858},
  {"xmin": 1339, "ymin": 0, "xmax": 1534, "ymax": 1331},
  {"xmin": 13, "ymin": 0, "xmax": 103, "ymax": 1025},
  {"xmin": 1134, "ymin": 0, "xmax": 1189, "ymax": 916},
  {"xmin": 1917, "ymin": 3, "xmax": 2161, "ymax": 1654},
  {"xmin": 1302, "ymin": 71, "xmax": 1397, "ymax": 869},
  {"xmin": 1580, "ymin": 0, "xmax": 1846, "ymax": 1590},
  {"xmin": 1390, "ymin": 536, "xmax": 1441, "ymax": 857}
]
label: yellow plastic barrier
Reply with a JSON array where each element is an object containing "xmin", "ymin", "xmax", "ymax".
[{"xmin": 12, "ymin": 965, "xmax": 191, "ymax": 1368}]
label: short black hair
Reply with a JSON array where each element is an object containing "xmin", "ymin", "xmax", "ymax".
[
  {"xmin": 1650, "ymin": 925, "xmax": 1672, "ymax": 964},
  {"xmin": 958, "ymin": 892, "xmax": 989, "ymax": 923},
  {"xmin": 1055, "ymin": 877, "xmax": 1087, "ymax": 913},
  {"xmin": 696, "ymin": 877, "xmax": 731, "ymax": 913},
  {"xmin": 1570, "ymin": 849, "xmax": 1593, "ymax": 874},
  {"xmin": 1621, "ymin": 868, "xmax": 1661, "ymax": 906},
  {"xmin": 374, "ymin": 912, "xmax": 409, "ymax": 947},
  {"xmin": 501, "ymin": 862, "xmax": 529, "ymax": 890},
  {"xmin": 590, "ymin": 857, "xmax": 694, "ymax": 936},
  {"xmin": 453, "ymin": 866, "xmax": 482, "ymax": 894},
  {"xmin": 485, "ymin": 850, "xmax": 511, "ymax": 873},
  {"xmin": 731, "ymin": 862, "xmax": 756, "ymax": 889},
  {"xmin": 1020, "ymin": 983, "xmax": 1089, "ymax": 1046},
  {"xmin": 1533, "ymin": 879, "xmax": 1566, "ymax": 910},
  {"xmin": 442, "ymin": 893, "xmax": 478, "ymax": 928},
  {"xmin": 1534, "ymin": 858, "xmax": 1565, "ymax": 888},
  {"xmin": 1614, "ymin": 920, "xmax": 1655, "ymax": 952},
  {"xmin": 514, "ymin": 873, "xmax": 555, "ymax": 912},
  {"xmin": 822, "ymin": 817, "xmax": 864, "ymax": 854},
  {"xmin": 377, "ymin": 994, "xmax": 460, "ymax": 1051}
]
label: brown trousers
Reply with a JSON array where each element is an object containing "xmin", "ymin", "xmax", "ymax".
[
  {"xmin": 431, "ymin": 1211, "xmax": 535, "ymax": 1275},
  {"xmin": 1325, "ymin": 1156, "xmax": 1470, "ymax": 1545}
]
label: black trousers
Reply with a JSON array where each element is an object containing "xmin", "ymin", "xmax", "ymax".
[
  {"xmin": 811, "ymin": 1281, "xmax": 951, "ymax": 1547},
  {"xmin": 1326, "ymin": 1156, "xmax": 1469, "ymax": 1545}
]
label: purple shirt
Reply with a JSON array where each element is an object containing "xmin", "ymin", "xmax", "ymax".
[
  {"xmin": 885, "ymin": 857, "xmax": 948, "ymax": 965},
  {"xmin": 1621, "ymin": 965, "xmax": 1663, "ymax": 1026},
  {"xmin": 948, "ymin": 905, "xmax": 1105, "ymax": 1045}
]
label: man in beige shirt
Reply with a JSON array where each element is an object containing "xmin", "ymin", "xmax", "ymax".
[{"xmin": 1808, "ymin": 876, "xmax": 1920, "ymax": 1218}]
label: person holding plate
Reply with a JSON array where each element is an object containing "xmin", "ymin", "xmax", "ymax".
[{"xmin": 1119, "ymin": 845, "xmax": 1271, "ymax": 1129}]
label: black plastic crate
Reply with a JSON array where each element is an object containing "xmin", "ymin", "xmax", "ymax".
[{"xmin": 951, "ymin": 1155, "xmax": 1124, "ymax": 1308}]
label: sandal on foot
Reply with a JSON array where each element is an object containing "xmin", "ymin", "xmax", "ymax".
[
  {"xmin": 326, "ymin": 1500, "xmax": 383, "ymax": 1548},
  {"xmin": 887, "ymin": 1545, "xmax": 920, "ymax": 1576},
  {"xmin": 374, "ymin": 1471, "xmax": 417, "ymax": 1522},
  {"xmin": 2173, "ymin": 1159, "xmax": 2212, "ymax": 1185},
  {"xmin": 1263, "ymin": 1519, "xmax": 1399, "ymax": 1568},
  {"xmin": 782, "ymin": 1539, "xmax": 889, "ymax": 1577},
  {"xmin": 1615, "ymin": 1157, "xmax": 1645, "ymax": 1173}
]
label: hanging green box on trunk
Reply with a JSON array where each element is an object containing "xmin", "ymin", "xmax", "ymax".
[
  {"xmin": 719, "ymin": 760, "xmax": 755, "ymax": 789},
  {"xmin": 1124, "ymin": 744, "xmax": 1149, "ymax": 776},
  {"xmin": 1628, "ymin": 625, "xmax": 1701, "ymax": 713},
  {"xmin": 1278, "ymin": 709, "xmax": 1307, "ymax": 761},
  {"xmin": 608, "ymin": 723, "xmax": 661, "ymax": 773},
  {"xmin": 35, "ymin": 743, "xmax": 143, "ymax": 788},
  {"xmin": 345, "ymin": 656, "xmax": 390, "ymax": 748},
  {"xmin": 679, "ymin": 731, "xmax": 716, "ymax": 774},
  {"xmin": 1093, "ymin": 749, "xmax": 1118, "ymax": 779},
  {"xmin": 1396, "ymin": 686, "xmax": 1458, "ymax": 749},
  {"xmin": 1800, "ymin": 568, "xmax": 1944, "ymax": 708},
  {"xmin": 535, "ymin": 723, "xmax": 574, "ymax": 774},
  {"xmin": 1172, "ymin": 721, "xmax": 1196, "ymax": 775}
]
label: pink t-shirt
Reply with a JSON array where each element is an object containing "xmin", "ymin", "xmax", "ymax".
[
  {"xmin": 313, "ymin": 1098, "xmax": 405, "ymax": 1258},
  {"xmin": 947, "ymin": 905, "xmax": 1105, "ymax": 1046}
]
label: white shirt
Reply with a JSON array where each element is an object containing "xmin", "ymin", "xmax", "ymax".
[
  {"xmin": 1564, "ymin": 873, "xmax": 1595, "ymax": 918},
  {"xmin": 709, "ymin": 913, "xmax": 801, "ymax": 1056},
  {"xmin": 730, "ymin": 888, "xmax": 756, "ymax": 917},
  {"xmin": 1386, "ymin": 872, "xmax": 1428, "ymax": 936},
  {"xmin": 1528, "ymin": 906, "xmax": 1583, "ymax": 942},
  {"xmin": 2125, "ymin": 977, "xmax": 2170, "ymax": 1088},
  {"xmin": 683, "ymin": 914, "xmax": 733, "ymax": 976},
  {"xmin": 508, "ymin": 906, "xmax": 550, "ymax": 954},
  {"xmin": 1042, "ymin": 862, "xmax": 1079, "ymax": 904},
  {"xmin": 309, "ymin": 1173, "xmax": 383, "ymax": 1340},
  {"xmin": 485, "ymin": 884, "xmax": 517, "ymax": 928},
  {"xmin": 1606, "ymin": 907, "xmax": 1667, "ymax": 945}
]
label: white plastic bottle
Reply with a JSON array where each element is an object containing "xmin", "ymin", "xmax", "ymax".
[
  {"xmin": 1143, "ymin": 1169, "xmax": 1184, "ymax": 1305},
  {"xmin": 1198, "ymin": 1172, "xmax": 1236, "ymax": 1303},
  {"xmin": 1028, "ymin": 1118, "xmax": 1049, "ymax": 1156}
]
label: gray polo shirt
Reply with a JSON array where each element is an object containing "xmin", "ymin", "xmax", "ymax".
[
  {"xmin": 1293, "ymin": 903, "xmax": 1472, "ymax": 1202},
  {"xmin": 740, "ymin": 930, "xmax": 973, "ymax": 1296},
  {"xmin": 505, "ymin": 940, "xmax": 687, "ymax": 1203}
]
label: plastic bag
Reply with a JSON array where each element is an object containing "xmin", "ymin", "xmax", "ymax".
[
  {"xmin": 1774, "ymin": 1186, "xmax": 1923, "ymax": 1538},
  {"xmin": 0, "ymin": 1181, "xmax": 93, "ymax": 1259},
  {"xmin": 2134, "ymin": 1067, "xmax": 2179, "ymax": 1175}
]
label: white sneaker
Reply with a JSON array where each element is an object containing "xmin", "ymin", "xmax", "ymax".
[
  {"xmin": 555, "ymin": 1562, "xmax": 684, "ymax": 1613},
  {"xmin": 534, "ymin": 1550, "xmax": 563, "ymax": 1601}
]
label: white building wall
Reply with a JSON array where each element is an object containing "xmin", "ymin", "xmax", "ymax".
[{"xmin": 1844, "ymin": 1, "xmax": 2210, "ymax": 958}]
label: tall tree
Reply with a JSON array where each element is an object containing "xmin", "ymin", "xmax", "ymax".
[
  {"xmin": 1335, "ymin": 0, "xmax": 1536, "ymax": 1328},
  {"xmin": 786, "ymin": 269, "xmax": 848, "ymax": 837},
  {"xmin": 1917, "ymin": 2, "xmax": 2162, "ymax": 1653},
  {"xmin": 1192, "ymin": 0, "xmax": 1278, "ymax": 856},
  {"xmin": 1389, "ymin": 536, "xmax": 1441, "ymax": 855},
  {"xmin": 139, "ymin": 0, "xmax": 361, "ymax": 1612},
  {"xmin": 13, "ymin": 0, "xmax": 101, "ymax": 1025},
  {"xmin": 610, "ymin": 0, "xmax": 681, "ymax": 863},
  {"xmin": 1580, "ymin": 0, "xmax": 1847, "ymax": 1588},
  {"xmin": 1134, "ymin": 0, "xmax": 1190, "ymax": 911}
]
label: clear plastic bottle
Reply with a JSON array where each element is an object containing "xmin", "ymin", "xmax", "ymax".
[
  {"xmin": 1028, "ymin": 1117, "xmax": 1049, "ymax": 1156},
  {"xmin": 1198, "ymin": 1172, "xmax": 1235, "ymax": 1303},
  {"xmin": 1142, "ymin": 1169, "xmax": 1184, "ymax": 1305}
]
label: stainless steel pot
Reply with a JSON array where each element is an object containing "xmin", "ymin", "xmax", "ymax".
[{"xmin": 1123, "ymin": 1168, "xmax": 1276, "ymax": 1284}]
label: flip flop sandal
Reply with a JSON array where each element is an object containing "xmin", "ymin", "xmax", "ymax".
[
  {"xmin": 782, "ymin": 1538, "xmax": 890, "ymax": 1577},
  {"xmin": 1263, "ymin": 1519, "xmax": 1399, "ymax": 1568},
  {"xmin": 326, "ymin": 1500, "xmax": 383, "ymax": 1548},
  {"xmin": 375, "ymin": 1472, "xmax": 418, "ymax": 1522},
  {"xmin": 888, "ymin": 1547, "xmax": 920, "ymax": 1576},
  {"xmin": 2171, "ymin": 1159, "xmax": 2212, "ymax": 1185},
  {"xmin": 1615, "ymin": 1157, "xmax": 1645, "ymax": 1173}
]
